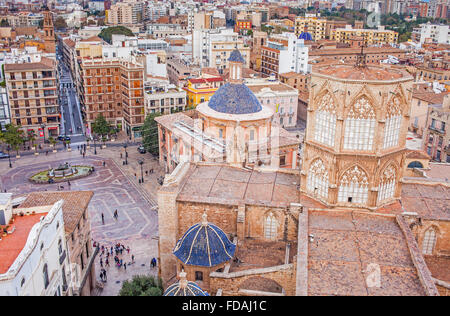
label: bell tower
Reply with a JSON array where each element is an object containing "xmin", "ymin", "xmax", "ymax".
[{"xmin": 43, "ymin": 9, "xmax": 56, "ymax": 54}]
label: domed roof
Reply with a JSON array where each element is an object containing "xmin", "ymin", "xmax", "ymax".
[
  {"xmin": 163, "ymin": 271, "xmax": 209, "ymax": 296},
  {"xmin": 298, "ymin": 32, "xmax": 313, "ymax": 41},
  {"xmin": 173, "ymin": 214, "xmax": 236, "ymax": 267},
  {"xmin": 208, "ymin": 83, "xmax": 262, "ymax": 115},
  {"xmin": 228, "ymin": 49, "xmax": 245, "ymax": 63}
]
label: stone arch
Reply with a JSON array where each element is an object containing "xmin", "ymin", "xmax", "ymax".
[
  {"xmin": 421, "ymin": 225, "xmax": 440, "ymax": 255},
  {"xmin": 238, "ymin": 276, "xmax": 285, "ymax": 295},
  {"xmin": 306, "ymin": 158, "xmax": 329, "ymax": 200},
  {"xmin": 337, "ymin": 164, "xmax": 370, "ymax": 205},
  {"xmin": 263, "ymin": 211, "xmax": 279, "ymax": 240},
  {"xmin": 377, "ymin": 159, "xmax": 401, "ymax": 185},
  {"xmin": 377, "ymin": 162, "xmax": 398, "ymax": 203},
  {"xmin": 345, "ymin": 85, "xmax": 379, "ymax": 118}
]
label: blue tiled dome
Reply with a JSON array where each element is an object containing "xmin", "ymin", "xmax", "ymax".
[
  {"xmin": 208, "ymin": 83, "xmax": 262, "ymax": 114},
  {"xmin": 173, "ymin": 219, "xmax": 236, "ymax": 267},
  {"xmin": 298, "ymin": 32, "xmax": 313, "ymax": 41},
  {"xmin": 228, "ymin": 49, "xmax": 245, "ymax": 63},
  {"xmin": 163, "ymin": 280, "xmax": 209, "ymax": 296}
]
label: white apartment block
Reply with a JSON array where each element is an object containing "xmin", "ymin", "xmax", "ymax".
[
  {"xmin": 145, "ymin": 83, "xmax": 187, "ymax": 115},
  {"xmin": 0, "ymin": 196, "xmax": 69, "ymax": 296},
  {"xmin": 192, "ymin": 28, "xmax": 250, "ymax": 71},
  {"xmin": 413, "ymin": 23, "xmax": 450, "ymax": 45}
]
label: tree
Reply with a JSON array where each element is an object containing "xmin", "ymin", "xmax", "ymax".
[
  {"xmin": 54, "ymin": 17, "xmax": 67, "ymax": 30},
  {"xmin": 0, "ymin": 19, "xmax": 9, "ymax": 27},
  {"xmin": 92, "ymin": 114, "xmax": 112, "ymax": 145},
  {"xmin": 2, "ymin": 124, "xmax": 24, "ymax": 156},
  {"xmin": 119, "ymin": 275, "xmax": 163, "ymax": 296},
  {"xmin": 141, "ymin": 112, "xmax": 161, "ymax": 156},
  {"xmin": 98, "ymin": 26, "xmax": 134, "ymax": 44}
]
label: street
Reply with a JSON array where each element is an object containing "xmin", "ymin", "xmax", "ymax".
[{"xmin": 58, "ymin": 54, "xmax": 85, "ymax": 145}]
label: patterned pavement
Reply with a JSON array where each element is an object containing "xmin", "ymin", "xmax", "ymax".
[{"xmin": 0, "ymin": 153, "xmax": 159, "ymax": 295}]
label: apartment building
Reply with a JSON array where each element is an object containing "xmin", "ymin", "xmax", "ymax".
[
  {"xmin": 0, "ymin": 86, "xmax": 11, "ymax": 131},
  {"xmin": 166, "ymin": 55, "xmax": 201, "ymax": 87},
  {"xmin": 145, "ymin": 83, "xmax": 187, "ymax": 115},
  {"xmin": 183, "ymin": 76, "xmax": 224, "ymax": 108},
  {"xmin": 4, "ymin": 57, "xmax": 60, "ymax": 138},
  {"xmin": 309, "ymin": 46, "xmax": 406, "ymax": 64},
  {"xmin": 423, "ymin": 94, "xmax": 450, "ymax": 163},
  {"xmin": 331, "ymin": 25, "xmax": 399, "ymax": 45},
  {"xmin": 107, "ymin": 0, "xmax": 144, "ymax": 26},
  {"xmin": 79, "ymin": 58, "xmax": 145, "ymax": 140},
  {"xmin": 246, "ymin": 77, "xmax": 299, "ymax": 128},
  {"xmin": 192, "ymin": 28, "xmax": 250, "ymax": 72},
  {"xmin": 261, "ymin": 33, "xmax": 309, "ymax": 78},
  {"xmin": 294, "ymin": 16, "xmax": 327, "ymax": 41}
]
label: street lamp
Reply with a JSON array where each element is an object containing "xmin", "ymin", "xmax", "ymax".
[
  {"xmin": 123, "ymin": 143, "xmax": 128, "ymax": 165},
  {"xmin": 138, "ymin": 159, "xmax": 144, "ymax": 183},
  {"xmin": 7, "ymin": 145, "xmax": 12, "ymax": 168}
]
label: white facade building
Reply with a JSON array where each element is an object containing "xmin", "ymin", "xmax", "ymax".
[
  {"xmin": 413, "ymin": 23, "xmax": 450, "ymax": 45},
  {"xmin": 0, "ymin": 197, "xmax": 69, "ymax": 296},
  {"xmin": 270, "ymin": 33, "xmax": 309, "ymax": 75}
]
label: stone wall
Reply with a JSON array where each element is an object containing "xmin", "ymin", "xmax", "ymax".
[{"xmin": 209, "ymin": 263, "xmax": 297, "ymax": 296}]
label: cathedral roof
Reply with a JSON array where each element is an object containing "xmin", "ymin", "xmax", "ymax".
[
  {"xmin": 208, "ymin": 83, "xmax": 262, "ymax": 114},
  {"xmin": 228, "ymin": 49, "xmax": 245, "ymax": 63},
  {"xmin": 163, "ymin": 271, "xmax": 209, "ymax": 296},
  {"xmin": 173, "ymin": 214, "xmax": 236, "ymax": 267}
]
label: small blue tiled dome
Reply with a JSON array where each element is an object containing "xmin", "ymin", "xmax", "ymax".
[
  {"xmin": 173, "ymin": 216, "xmax": 236, "ymax": 267},
  {"xmin": 208, "ymin": 83, "xmax": 262, "ymax": 114},
  {"xmin": 228, "ymin": 49, "xmax": 245, "ymax": 63},
  {"xmin": 299, "ymin": 32, "xmax": 313, "ymax": 41},
  {"xmin": 163, "ymin": 280, "xmax": 209, "ymax": 296}
]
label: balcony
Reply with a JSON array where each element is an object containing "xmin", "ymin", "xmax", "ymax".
[{"xmin": 428, "ymin": 125, "xmax": 445, "ymax": 134}]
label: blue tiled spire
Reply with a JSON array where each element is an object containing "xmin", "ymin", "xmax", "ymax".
[{"xmin": 228, "ymin": 49, "xmax": 245, "ymax": 63}]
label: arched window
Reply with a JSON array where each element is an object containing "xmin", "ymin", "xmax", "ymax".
[
  {"xmin": 383, "ymin": 96, "xmax": 402, "ymax": 149},
  {"xmin": 314, "ymin": 93, "xmax": 336, "ymax": 147},
  {"xmin": 43, "ymin": 264, "xmax": 49, "ymax": 289},
  {"xmin": 264, "ymin": 213, "xmax": 277, "ymax": 240},
  {"xmin": 377, "ymin": 165, "xmax": 396, "ymax": 203},
  {"xmin": 338, "ymin": 166, "xmax": 369, "ymax": 205},
  {"xmin": 422, "ymin": 228, "xmax": 437, "ymax": 255},
  {"xmin": 407, "ymin": 161, "xmax": 423, "ymax": 169},
  {"xmin": 307, "ymin": 159, "xmax": 329, "ymax": 199},
  {"xmin": 344, "ymin": 96, "xmax": 376, "ymax": 151}
]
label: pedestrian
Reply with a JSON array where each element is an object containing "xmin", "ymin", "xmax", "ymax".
[
  {"xmin": 100, "ymin": 257, "xmax": 103, "ymax": 268},
  {"xmin": 45, "ymin": 150, "xmax": 48, "ymax": 156},
  {"xmin": 102, "ymin": 269, "xmax": 107, "ymax": 282},
  {"xmin": 103, "ymin": 161, "xmax": 106, "ymax": 167},
  {"xmin": 101, "ymin": 213, "xmax": 104, "ymax": 225},
  {"xmin": 124, "ymin": 263, "xmax": 127, "ymax": 270},
  {"xmin": 131, "ymin": 255, "xmax": 135, "ymax": 263},
  {"xmin": 105, "ymin": 258, "xmax": 109, "ymax": 267},
  {"xmin": 126, "ymin": 246, "xmax": 130, "ymax": 254},
  {"xmin": 120, "ymin": 153, "xmax": 123, "ymax": 159},
  {"xmin": 145, "ymin": 170, "xmax": 148, "ymax": 176},
  {"xmin": 100, "ymin": 271, "xmax": 104, "ymax": 282}
]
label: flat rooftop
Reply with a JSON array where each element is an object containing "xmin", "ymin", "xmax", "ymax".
[
  {"xmin": 307, "ymin": 210, "xmax": 427, "ymax": 296},
  {"xmin": 177, "ymin": 164, "xmax": 300, "ymax": 208},
  {"xmin": 0, "ymin": 213, "xmax": 47, "ymax": 274}
]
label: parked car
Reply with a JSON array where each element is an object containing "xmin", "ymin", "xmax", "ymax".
[
  {"xmin": 58, "ymin": 135, "xmax": 71, "ymax": 141},
  {"xmin": 0, "ymin": 152, "xmax": 10, "ymax": 159},
  {"xmin": 137, "ymin": 146, "xmax": 146, "ymax": 154}
]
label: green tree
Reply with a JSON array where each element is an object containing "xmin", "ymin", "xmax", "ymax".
[
  {"xmin": 2, "ymin": 124, "xmax": 24, "ymax": 156},
  {"xmin": 92, "ymin": 114, "xmax": 112, "ymax": 145},
  {"xmin": 141, "ymin": 112, "xmax": 161, "ymax": 156},
  {"xmin": 119, "ymin": 275, "xmax": 163, "ymax": 296},
  {"xmin": 0, "ymin": 19, "xmax": 9, "ymax": 27},
  {"xmin": 98, "ymin": 26, "xmax": 134, "ymax": 44}
]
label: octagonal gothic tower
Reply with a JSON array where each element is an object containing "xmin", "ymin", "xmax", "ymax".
[{"xmin": 300, "ymin": 63, "xmax": 414, "ymax": 210}]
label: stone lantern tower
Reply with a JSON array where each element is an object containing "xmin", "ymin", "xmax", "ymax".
[{"xmin": 300, "ymin": 62, "xmax": 414, "ymax": 209}]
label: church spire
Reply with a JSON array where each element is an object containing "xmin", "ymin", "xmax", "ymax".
[{"xmin": 228, "ymin": 49, "xmax": 245, "ymax": 84}]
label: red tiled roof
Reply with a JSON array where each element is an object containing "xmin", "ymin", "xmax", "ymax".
[{"xmin": 189, "ymin": 77, "xmax": 224, "ymax": 84}]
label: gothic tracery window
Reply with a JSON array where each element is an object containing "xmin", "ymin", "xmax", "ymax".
[
  {"xmin": 314, "ymin": 93, "xmax": 336, "ymax": 147},
  {"xmin": 344, "ymin": 96, "xmax": 376, "ymax": 151},
  {"xmin": 377, "ymin": 164, "xmax": 396, "ymax": 203},
  {"xmin": 307, "ymin": 158, "xmax": 329, "ymax": 199},
  {"xmin": 422, "ymin": 227, "xmax": 437, "ymax": 255},
  {"xmin": 264, "ymin": 213, "xmax": 277, "ymax": 240},
  {"xmin": 383, "ymin": 96, "xmax": 402, "ymax": 149},
  {"xmin": 338, "ymin": 166, "xmax": 369, "ymax": 205}
]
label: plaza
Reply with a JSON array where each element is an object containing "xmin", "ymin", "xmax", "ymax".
[{"xmin": 0, "ymin": 140, "xmax": 162, "ymax": 296}]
